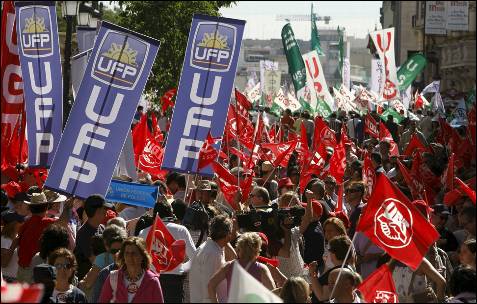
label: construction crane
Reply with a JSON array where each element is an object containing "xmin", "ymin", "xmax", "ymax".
[{"xmin": 275, "ymin": 14, "xmax": 331, "ymax": 23}]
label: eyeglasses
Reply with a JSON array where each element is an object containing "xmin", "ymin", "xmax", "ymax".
[
  {"xmin": 54, "ymin": 263, "xmax": 72, "ymax": 270},
  {"xmin": 110, "ymin": 248, "xmax": 120, "ymax": 255}
]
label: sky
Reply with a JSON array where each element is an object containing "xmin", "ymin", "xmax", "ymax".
[{"xmin": 219, "ymin": 1, "xmax": 383, "ymax": 40}]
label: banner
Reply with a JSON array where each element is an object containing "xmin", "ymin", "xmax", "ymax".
[
  {"xmin": 106, "ymin": 179, "xmax": 158, "ymax": 208},
  {"xmin": 71, "ymin": 48, "xmax": 92, "ymax": 99},
  {"xmin": 342, "ymin": 57, "xmax": 351, "ymax": 89},
  {"xmin": 260, "ymin": 60, "xmax": 280, "ymax": 107},
  {"xmin": 273, "ymin": 88, "xmax": 301, "ymax": 112},
  {"xmin": 370, "ymin": 58, "xmax": 384, "ymax": 95},
  {"xmin": 161, "ymin": 15, "xmax": 245, "ymax": 176},
  {"xmin": 302, "ymin": 50, "xmax": 334, "ymax": 115},
  {"xmin": 281, "ymin": 23, "xmax": 307, "ymax": 103},
  {"xmin": 426, "ymin": 1, "xmax": 447, "ymax": 35},
  {"xmin": 16, "ymin": 1, "xmax": 62, "ymax": 168},
  {"xmin": 310, "ymin": 3, "xmax": 324, "ymax": 56},
  {"xmin": 446, "ymin": 1, "xmax": 469, "ymax": 31},
  {"xmin": 370, "ymin": 28, "xmax": 400, "ymax": 101},
  {"xmin": 44, "ymin": 21, "xmax": 160, "ymax": 199},
  {"xmin": 76, "ymin": 26, "xmax": 97, "ymax": 53},
  {"xmin": 1, "ymin": 1, "xmax": 27, "ymax": 170},
  {"xmin": 397, "ymin": 53, "xmax": 427, "ymax": 91},
  {"xmin": 247, "ymin": 82, "xmax": 261, "ymax": 105},
  {"xmin": 113, "ymin": 130, "xmax": 137, "ymax": 180}
]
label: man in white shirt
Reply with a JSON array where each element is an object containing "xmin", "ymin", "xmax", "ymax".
[
  {"xmin": 139, "ymin": 200, "xmax": 196, "ymax": 303},
  {"xmin": 188, "ymin": 215, "xmax": 234, "ymax": 303}
]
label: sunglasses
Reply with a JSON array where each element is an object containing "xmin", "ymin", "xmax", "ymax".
[
  {"xmin": 110, "ymin": 248, "xmax": 121, "ymax": 255},
  {"xmin": 54, "ymin": 263, "xmax": 72, "ymax": 270}
]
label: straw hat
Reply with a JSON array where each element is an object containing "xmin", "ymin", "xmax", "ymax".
[
  {"xmin": 190, "ymin": 180, "xmax": 212, "ymax": 191},
  {"xmin": 43, "ymin": 189, "xmax": 67, "ymax": 203}
]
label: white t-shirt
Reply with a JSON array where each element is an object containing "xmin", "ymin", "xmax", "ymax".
[
  {"xmin": 277, "ymin": 227, "xmax": 306, "ymax": 279},
  {"xmin": 124, "ymin": 272, "xmax": 145, "ymax": 303},
  {"xmin": 52, "ymin": 285, "xmax": 74, "ymax": 303},
  {"xmin": 1, "ymin": 236, "xmax": 19, "ymax": 279}
]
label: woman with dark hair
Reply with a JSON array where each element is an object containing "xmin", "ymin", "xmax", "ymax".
[
  {"xmin": 30, "ymin": 224, "xmax": 70, "ymax": 270},
  {"xmin": 1, "ymin": 211, "xmax": 25, "ymax": 282},
  {"xmin": 99, "ymin": 237, "xmax": 163, "ymax": 303},
  {"xmin": 48, "ymin": 248, "xmax": 87, "ymax": 303},
  {"xmin": 459, "ymin": 239, "xmax": 476, "ymax": 271}
]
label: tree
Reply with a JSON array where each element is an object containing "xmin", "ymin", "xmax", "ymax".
[{"xmin": 116, "ymin": 1, "xmax": 235, "ymax": 104}]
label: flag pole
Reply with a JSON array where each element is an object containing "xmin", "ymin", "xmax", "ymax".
[{"xmin": 329, "ymin": 233, "xmax": 357, "ymax": 302}]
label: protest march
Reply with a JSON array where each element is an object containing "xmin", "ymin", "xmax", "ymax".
[{"xmin": 1, "ymin": 1, "xmax": 476, "ymax": 303}]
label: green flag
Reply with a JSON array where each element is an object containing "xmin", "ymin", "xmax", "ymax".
[
  {"xmin": 466, "ymin": 87, "xmax": 475, "ymax": 108},
  {"xmin": 380, "ymin": 107, "xmax": 404, "ymax": 124},
  {"xmin": 315, "ymin": 97, "xmax": 333, "ymax": 118},
  {"xmin": 311, "ymin": 3, "xmax": 324, "ymax": 55},
  {"xmin": 337, "ymin": 26, "xmax": 344, "ymax": 84},
  {"xmin": 397, "ymin": 53, "xmax": 427, "ymax": 91},
  {"xmin": 281, "ymin": 23, "xmax": 307, "ymax": 101}
]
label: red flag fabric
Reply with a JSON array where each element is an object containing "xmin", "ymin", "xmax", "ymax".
[
  {"xmin": 132, "ymin": 114, "xmax": 151, "ymax": 165},
  {"xmin": 1, "ymin": 282, "xmax": 44, "ymax": 303},
  {"xmin": 379, "ymin": 122, "xmax": 399, "ymax": 156},
  {"xmin": 137, "ymin": 136, "xmax": 168, "ymax": 180},
  {"xmin": 356, "ymin": 264, "xmax": 398, "ymax": 303},
  {"xmin": 1, "ymin": 1, "xmax": 27, "ymax": 172},
  {"xmin": 362, "ymin": 152, "xmax": 376, "ymax": 200},
  {"xmin": 328, "ymin": 141, "xmax": 347, "ymax": 184},
  {"xmin": 146, "ymin": 216, "xmax": 186, "ymax": 273},
  {"xmin": 442, "ymin": 153, "xmax": 455, "ymax": 192},
  {"xmin": 229, "ymin": 147, "xmax": 247, "ymax": 165},
  {"xmin": 397, "ymin": 159, "xmax": 424, "ymax": 200},
  {"xmin": 235, "ymin": 88, "xmax": 252, "ymax": 117},
  {"xmin": 364, "ymin": 114, "xmax": 379, "ymax": 139},
  {"xmin": 256, "ymin": 256, "xmax": 280, "ymax": 268},
  {"xmin": 261, "ymin": 140, "xmax": 298, "ymax": 168},
  {"xmin": 455, "ymin": 177, "xmax": 476, "ymax": 204},
  {"xmin": 217, "ymin": 178, "xmax": 240, "ymax": 211},
  {"xmin": 161, "ymin": 88, "xmax": 177, "ymax": 113},
  {"xmin": 356, "ymin": 174, "xmax": 440, "ymax": 270},
  {"xmin": 197, "ymin": 132, "xmax": 219, "ymax": 172},
  {"xmin": 404, "ymin": 133, "xmax": 431, "ymax": 156},
  {"xmin": 313, "ymin": 116, "xmax": 337, "ymax": 158},
  {"xmin": 415, "ymin": 94, "xmax": 424, "ymax": 109},
  {"xmin": 411, "ymin": 152, "xmax": 439, "ymax": 203},
  {"xmin": 335, "ymin": 183, "xmax": 344, "ymax": 212},
  {"xmin": 211, "ymin": 161, "xmax": 238, "ymax": 185}
]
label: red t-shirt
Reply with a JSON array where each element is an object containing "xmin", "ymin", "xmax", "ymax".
[{"xmin": 17, "ymin": 215, "xmax": 56, "ymax": 267}]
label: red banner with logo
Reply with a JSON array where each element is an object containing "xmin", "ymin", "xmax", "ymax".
[{"xmin": 357, "ymin": 264, "xmax": 398, "ymax": 303}]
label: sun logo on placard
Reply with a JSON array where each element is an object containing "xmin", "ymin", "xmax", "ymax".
[
  {"xmin": 197, "ymin": 32, "xmax": 228, "ymax": 49},
  {"xmin": 102, "ymin": 42, "xmax": 138, "ymax": 66},
  {"xmin": 23, "ymin": 14, "xmax": 47, "ymax": 33}
]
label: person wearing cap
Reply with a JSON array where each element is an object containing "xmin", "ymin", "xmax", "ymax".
[
  {"xmin": 1, "ymin": 210, "xmax": 25, "ymax": 282},
  {"xmin": 74, "ymin": 194, "xmax": 112, "ymax": 281},
  {"xmin": 16, "ymin": 192, "xmax": 57, "ymax": 283},
  {"xmin": 431, "ymin": 204, "xmax": 459, "ymax": 253}
]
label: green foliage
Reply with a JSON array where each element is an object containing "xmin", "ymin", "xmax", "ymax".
[{"xmin": 116, "ymin": 1, "xmax": 235, "ymax": 103}]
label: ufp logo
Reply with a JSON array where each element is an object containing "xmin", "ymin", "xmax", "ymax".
[
  {"xmin": 190, "ymin": 22, "xmax": 236, "ymax": 72},
  {"xmin": 92, "ymin": 30, "xmax": 149, "ymax": 90},
  {"xmin": 19, "ymin": 6, "xmax": 53, "ymax": 57}
]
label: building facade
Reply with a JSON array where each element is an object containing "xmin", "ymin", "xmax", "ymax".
[{"xmin": 380, "ymin": 1, "xmax": 476, "ymax": 94}]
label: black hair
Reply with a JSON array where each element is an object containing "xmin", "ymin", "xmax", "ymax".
[
  {"xmin": 166, "ymin": 172, "xmax": 179, "ymax": 186},
  {"xmin": 461, "ymin": 206, "xmax": 476, "ymax": 223},
  {"xmin": 134, "ymin": 213, "xmax": 153, "ymax": 236},
  {"xmin": 176, "ymin": 174, "xmax": 186, "ymax": 189},
  {"xmin": 449, "ymin": 265, "xmax": 476, "ymax": 296},
  {"xmin": 370, "ymin": 151, "xmax": 382, "ymax": 165},
  {"xmin": 153, "ymin": 180, "xmax": 167, "ymax": 195},
  {"xmin": 210, "ymin": 215, "xmax": 232, "ymax": 241},
  {"xmin": 1, "ymin": 190, "xmax": 8, "ymax": 207},
  {"xmin": 171, "ymin": 199, "xmax": 187, "ymax": 221},
  {"xmin": 39, "ymin": 224, "xmax": 69, "ymax": 260},
  {"xmin": 29, "ymin": 204, "xmax": 49, "ymax": 214},
  {"xmin": 153, "ymin": 198, "xmax": 174, "ymax": 219}
]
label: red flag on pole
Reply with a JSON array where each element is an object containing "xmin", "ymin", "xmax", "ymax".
[
  {"xmin": 397, "ymin": 159, "xmax": 424, "ymax": 200},
  {"xmin": 261, "ymin": 140, "xmax": 298, "ymax": 168},
  {"xmin": 356, "ymin": 264, "xmax": 398, "ymax": 303},
  {"xmin": 137, "ymin": 136, "xmax": 168, "ymax": 180},
  {"xmin": 146, "ymin": 216, "xmax": 185, "ymax": 273},
  {"xmin": 404, "ymin": 133, "xmax": 431, "ymax": 156},
  {"xmin": 443, "ymin": 153, "xmax": 455, "ymax": 192},
  {"xmin": 328, "ymin": 141, "xmax": 347, "ymax": 184},
  {"xmin": 211, "ymin": 161, "xmax": 238, "ymax": 185},
  {"xmin": 455, "ymin": 177, "xmax": 476, "ymax": 205},
  {"xmin": 313, "ymin": 116, "xmax": 337, "ymax": 158},
  {"xmin": 356, "ymin": 174, "xmax": 440, "ymax": 270},
  {"xmin": 217, "ymin": 178, "xmax": 240, "ymax": 211},
  {"xmin": 379, "ymin": 122, "xmax": 399, "ymax": 156},
  {"xmin": 161, "ymin": 88, "xmax": 177, "ymax": 113},
  {"xmin": 335, "ymin": 183, "xmax": 344, "ymax": 212},
  {"xmin": 235, "ymin": 88, "xmax": 252, "ymax": 117},
  {"xmin": 364, "ymin": 114, "xmax": 379, "ymax": 139},
  {"xmin": 197, "ymin": 131, "xmax": 219, "ymax": 172},
  {"xmin": 132, "ymin": 114, "xmax": 151, "ymax": 165}
]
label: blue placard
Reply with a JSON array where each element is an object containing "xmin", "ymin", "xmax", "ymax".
[
  {"xmin": 15, "ymin": 1, "xmax": 63, "ymax": 168},
  {"xmin": 44, "ymin": 21, "xmax": 160, "ymax": 199},
  {"xmin": 106, "ymin": 180, "xmax": 158, "ymax": 208},
  {"xmin": 161, "ymin": 14, "xmax": 245, "ymax": 176}
]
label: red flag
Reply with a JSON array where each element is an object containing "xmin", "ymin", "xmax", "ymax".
[
  {"xmin": 161, "ymin": 88, "xmax": 177, "ymax": 113},
  {"xmin": 379, "ymin": 122, "xmax": 399, "ymax": 156},
  {"xmin": 1, "ymin": 282, "xmax": 44, "ymax": 303},
  {"xmin": 455, "ymin": 177, "xmax": 476, "ymax": 204},
  {"xmin": 411, "ymin": 152, "xmax": 439, "ymax": 203},
  {"xmin": 397, "ymin": 159, "xmax": 424, "ymax": 200},
  {"xmin": 132, "ymin": 114, "xmax": 151, "ymax": 165},
  {"xmin": 415, "ymin": 94, "xmax": 424, "ymax": 109},
  {"xmin": 235, "ymin": 88, "xmax": 252, "ymax": 117},
  {"xmin": 364, "ymin": 114, "xmax": 379, "ymax": 139},
  {"xmin": 313, "ymin": 116, "xmax": 337, "ymax": 158},
  {"xmin": 1, "ymin": 1, "xmax": 27, "ymax": 172},
  {"xmin": 404, "ymin": 133, "xmax": 430, "ymax": 156},
  {"xmin": 229, "ymin": 147, "xmax": 247, "ymax": 165},
  {"xmin": 328, "ymin": 141, "xmax": 346, "ymax": 184},
  {"xmin": 356, "ymin": 174, "xmax": 440, "ymax": 270},
  {"xmin": 197, "ymin": 132, "xmax": 219, "ymax": 172},
  {"xmin": 146, "ymin": 216, "xmax": 186, "ymax": 273},
  {"xmin": 217, "ymin": 178, "xmax": 240, "ymax": 211},
  {"xmin": 257, "ymin": 256, "xmax": 280, "ymax": 268},
  {"xmin": 442, "ymin": 153, "xmax": 455, "ymax": 192},
  {"xmin": 335, "ymin": 183, "xmax": 344, "ymax": 212},
  {"xmin": 356, "ymin": 264, "xmax": 398, "ymax": 303},
  {"xmin": 362, "ymin": 152, "xmax": 376, "ymax": 200},
  {"xmin": 261, "ymin": 140, "xmax": 298, "ymax": 168},
  {"xmin": 211, "ymin": 161, "xmax": 238, "ymax": 185},
  {"xmin": 137, "ymin": 136, "xmax": 168, "ymax": 180}
]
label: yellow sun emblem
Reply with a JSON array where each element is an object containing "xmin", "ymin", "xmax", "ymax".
[
  {"xmin": 102, "ymin": 42, "xmax": 138, "ymax": 66},
  {"xmin": 23, "ymin": 14, "xmax": 47, "ymax": 33},
  {"xmin": 197, "ymin": 32, "xmax": 228, "ymax": 49}
]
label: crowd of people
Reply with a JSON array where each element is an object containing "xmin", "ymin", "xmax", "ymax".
[{"xmin": 1, "ymin": 98, "xmax": 476, "ymax": 303}]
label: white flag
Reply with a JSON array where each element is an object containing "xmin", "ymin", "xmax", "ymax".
[
  {"xmin": 227, "ymin": 262, "xmax": 283, "ymax": 303},
  {"xmin": 247, "ymin": 82, "xmax": 261, "ymax": 105},
  {"xmin": 113, "ymin": 130, "xmax": 137, "ymax": 180},
  {"xmin": 450, "ymin": 98, "xmax": 468, "ymax": 127},
  {"xmin": 273, "ymin": 88, "xmax": 301, "ymax": 112},
  {"xmin": 71, "ymin": 49, "xmax": 92, "ymax": 99},
  {"xmin": 422, "ymin": 80, "xmax": 441, "ymax": 95},
  {"xmin": 432, "ymin": 92, "xmax": 446, "ymax": 115}
]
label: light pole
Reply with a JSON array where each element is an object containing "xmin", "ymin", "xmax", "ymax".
[{"xmin": 61, "ymin": 1, "xmax": 80, "ymax": 121}]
